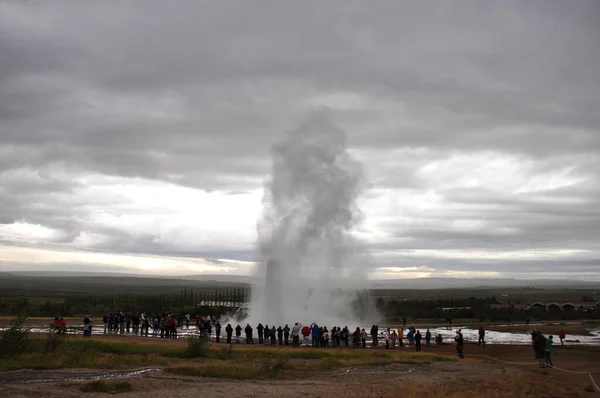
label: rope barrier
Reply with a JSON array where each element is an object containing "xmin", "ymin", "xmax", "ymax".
[{"xmin": 464, "ymin": 353, "xmax": 600, "ymax": 392}]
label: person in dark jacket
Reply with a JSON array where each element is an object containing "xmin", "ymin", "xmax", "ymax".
[
  {"xmin": 414, "ymin": 330, "xmax": 422, "ymax": 352},
  {"xmin": 244, "ymin": 323, "xmax": 253, "ymax": 344},
  {"xmin": 257, "ymin": 323, "xmax": 264, "ymax": 344},
  {"xmin": 270, "ymin": 326, "xmax": 276, "ymax": 345},
  {"xmin": 225, "ymin": 323, "xmax": 233, "ymax": 344},
  {"xmin": 478, "ymin": 326, "xmax": 486, "ymax": 347},
  {"xmin": 425, "ymin": 329, "xmax": 431, "ymax": 346},
  {"xmin": 264, "ymin": 325, "xmax": 270, "ymax": 344},
  {"xmin": 533, "ymin": 331, "xmax": 547, "ymax": 367},
  {"xmin": 235, "ymin": 324, "xmax": 242, "ymax": 344},
  {"xmin": 454, "ymin": 330, "xmax": 464, "ymax": 359},
  {"xmin": 283, "ymin": 324, "xmax": 290, "ymax": 345},
  {"xmin": 370, "ymin": 325, "xmax": 378, "ymax": 347},
  {"xmin": 277, "ymin": 326, "xmax": 283, "ymax": 345}
]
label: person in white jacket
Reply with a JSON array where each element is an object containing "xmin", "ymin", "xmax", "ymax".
[{"xmin": 291, "ymin": 322, "xmax": 302, "ymax": 348}]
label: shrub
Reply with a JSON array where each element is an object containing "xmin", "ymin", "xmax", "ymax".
[
  {"xmin": 187, "ymin": 335, "xmax": 211, "ymax": 357},
  {"xmin": 0, "ymin": 313, "xmax": 30, "ymax": 357},
  {"xmin": 259, "ymin": 357, "xmax": 287, "ymax": 374}
]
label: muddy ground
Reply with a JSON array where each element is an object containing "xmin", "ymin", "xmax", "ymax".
[{"xmin": 0, "ymin": 334, "xmax": 598, "ymax": 397}]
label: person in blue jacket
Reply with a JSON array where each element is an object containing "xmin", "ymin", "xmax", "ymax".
[{"xmin": 311, "ymin": 323, "xmax": 320, "ymax": 348}]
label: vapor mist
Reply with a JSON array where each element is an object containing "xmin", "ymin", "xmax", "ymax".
[{"xmin": 250, "ymin": 113, "xmax": 373, "ymax": 326}]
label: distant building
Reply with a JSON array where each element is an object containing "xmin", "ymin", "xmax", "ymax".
[{"xmin": 491, "ymin": 301, "xmax": 599, "ymax": 311}]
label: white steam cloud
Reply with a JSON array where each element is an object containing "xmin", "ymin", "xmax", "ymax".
[{"xmin": 250, "ymin": 113, "xmax": 371, "ymax": 326}]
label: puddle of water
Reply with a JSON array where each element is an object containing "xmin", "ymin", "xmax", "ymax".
[{"xmin": 11, "ymin": 368, "xmax": 162, "ymax": 384}]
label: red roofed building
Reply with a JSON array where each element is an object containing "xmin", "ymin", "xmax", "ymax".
[{"xmin": 523, "ymin": 301, "xmax": 599, "ymax": 311}]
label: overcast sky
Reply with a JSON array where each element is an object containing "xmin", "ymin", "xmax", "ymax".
[{"xmin": 0, "ymin": 1, "xmax": 599, "ymax": 280}]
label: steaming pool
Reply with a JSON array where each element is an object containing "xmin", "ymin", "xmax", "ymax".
[{"xmin": 15, "ymin": 323, "xmax": 600, "ymax": 346}]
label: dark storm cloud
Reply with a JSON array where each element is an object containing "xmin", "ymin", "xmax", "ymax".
[{"xmin": 0, "ymin": 1, "xmax": 599, "ymax": 277}]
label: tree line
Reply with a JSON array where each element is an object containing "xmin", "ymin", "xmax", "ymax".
[{"xmin": 0, "ymin": 288, "xmax": 251, "ymax": 317}]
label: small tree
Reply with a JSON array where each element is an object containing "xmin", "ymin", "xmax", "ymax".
[{"xmin": 0, "ymin": 313, "xmax": 30, "ymax": 357}]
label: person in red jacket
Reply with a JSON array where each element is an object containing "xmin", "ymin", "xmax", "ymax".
[
  {"xmin": 56, "ymin": 317, "xmax": 67, "ymax": 334},
  {"xmin": 301, "ymin": 325, "xmax": 311, "ymax": 346}
]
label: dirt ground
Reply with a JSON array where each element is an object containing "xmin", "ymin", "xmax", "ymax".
[{"xmin": 1, "ymin": 334, "xmax": 599, "ymax": 397}]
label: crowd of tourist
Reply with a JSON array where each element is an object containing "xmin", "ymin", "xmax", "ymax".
[
  {"xmin": 49, "ymin": 312, "xmax": 564, "ymax": 366},
  {"xmin": 52, "ymin": 311, "xmax": 463, "ymax": 354}
]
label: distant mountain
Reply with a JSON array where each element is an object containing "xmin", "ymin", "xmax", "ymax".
[{"xmin": 2, "ymin": 271, "xmax": 597, "ymax": 289}]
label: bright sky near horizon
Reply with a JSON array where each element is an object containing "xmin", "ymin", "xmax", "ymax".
[{"xmin": 0, "ymin": 1, "xmax": 599, "ymax": 280}]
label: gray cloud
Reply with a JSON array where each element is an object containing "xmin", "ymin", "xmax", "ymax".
[{"xmin": 0, "ymin": 1, "xmax": 599, "ymax": 278}]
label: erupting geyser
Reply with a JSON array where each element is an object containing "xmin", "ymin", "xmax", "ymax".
[{"xmin": 251, "ymin": 113, "xmax": 369, "ymax": 326}]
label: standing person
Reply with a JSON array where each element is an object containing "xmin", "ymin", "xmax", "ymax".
[
  {"xmin": 270, "ymin": 326, "xmax": 276, "ymax": 345},
  {"xmin": 360, "ymin": 328, "xmax": 368, "ymax": 348},
  {"xmin": 478, "ymin": 326, "xmax": 486, "ymax": 347},
  {"xmin": 283, "ymin": 324, "xmax": 290, "ymax": 345},
  {"xmin": 323, "ymin": 328, "xmax": 330, "ymax": 348},
  {"xmin": 398, "ymin": 328, "xmax": 404, "ymax": 347},
  {"xmin": 257, "ymin": 323, "xmax": 264, "ymax": 344},
  {"xmin": 370, "ymin": 325, "xmax": 379, "ymax": 347},
  {"xmin": 454, "ymin": 330, "xmax": 464, "ymax": 359},
  {"xmin": 264, "ymin": 325, "xmax": 270, "ymax": 345},
  {"xmin": 119, "ymin": 312, "xmax": 125, "ymax": 334},
  {"xmin": 235, "ymin": 324, "xmax": 242, "ymax": 344},
  {"xmin": 125, "ymin": 312, "xmax": 131, "ymax": 333},
  {"xmin": 391, "ymin": 330, "xmax": 398, "ymax": 348},
  {"xmin": 407, "ymin": 328, "xmax": 414, "ymax": 346},
  {"xmin": 277, "ymin": 326, "xmax": 283, "ymax": 346},
  {"xmin": 225, "ymin": 323, "xmax": 233, "ymax": 344},
  {"xmin": 425, "ymin": 329, "xmax": 431, "ymax": 346},
  {"xmin": 545, "ymin": 335, "xmax": 554, "ymax": 367},
  {"xmin": 353, "ymin": 327, "xmax": 361, "ymax": 348},
  {"xmin": 185, "ymin": 313, "xmax": 190, "ymax": 329},
  {"xmin": 292, "ymin": 322, "xmax": 302, "ymax": 348},
  {"xmin": 102, "ymin": 313, "xmax": 108, "ymax": 334},
  {"xmin": 310, "ymin": 323, "xmax": 320, "ymax": 348},
  {"xmin": 83, "ymin": 315, "xmax": 91, "ymax": 337},
  {"xmin": 342, "ymin": 326, "xmax": 350, "ymax": 348},
  {"xmin": 533, "ymin": 331, "xmax": 547, "ymax": 367},
  {"xmin": 215, "ymin": 321, "xmax": 221, "ymax": 343},
  {"xmin": 557, "ymin": 330, "xmax": 565, "ymax": 347},
  {"xmin": 385, "ymin": 328, "xmax": 391, "ymax": 349},
  {"xmin": 415, "ymin": 330, "xmax": 422, "ymax": 352},
  {"xmin": 339, "ymin": 327, "xmax": 347, "ymax": 347},
  {"xmin": 244, "ymin": 323, "xmax": 253, "ymax": 344}
]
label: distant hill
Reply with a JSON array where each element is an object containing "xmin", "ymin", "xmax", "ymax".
[
  {"xmin": 1, "ymin": 271, "xmax": 597, "ymax": 290},
  {"xmin": 370, "ymin": 277, "xmax": 600, "ymax": 289}
]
